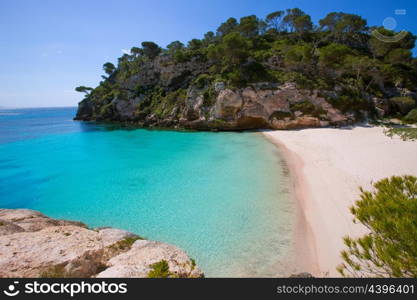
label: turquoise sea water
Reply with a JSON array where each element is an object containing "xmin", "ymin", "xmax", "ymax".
[{"xmin": 0, "ymin": 107, "xmax": 295, "ymax": 277}]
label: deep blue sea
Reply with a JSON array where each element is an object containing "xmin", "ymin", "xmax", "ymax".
[{"xmin": 0, "ymin": 107, "xmax": 295, "ymax": 277}]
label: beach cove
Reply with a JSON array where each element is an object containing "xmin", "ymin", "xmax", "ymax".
[{"xmin": 0, "ymin": 107, "xmax": 305, "ymax": 277}]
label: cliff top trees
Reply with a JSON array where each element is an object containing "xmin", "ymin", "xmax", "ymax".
[
  {"xmin": 130, "ymin": 47, "xmax": 143, "ymax": 56},
  {"xmin": 283, "ymin": 8, "xmax": 313, "ymax": 33},
  {"xmin": 238, "ymin": 15, "xmax": 261, "ymax": 37},
  {"xmin": 75, "ymin": 86, "xmax": 93, "ymax": 95},
  {"xmin": 338, "ymin": 175, "xmax": 417, "ymax": 277},
  {"xmin": 103, "ymin": 62, "xmax": 116, "ymax": 75},
  {"xmin": 166, "ymin": 41, "xmax": 184, "ymax": 54},
  {"xmin": 319, "ymin": 12, "xmax": 368, "ymax": 48},
  {"xmin": 208, "ymin": 31, "xmax": 250, "ymax": 67},
  {"xmin": 141, "ymin": 41, "xmax": 161, "ymax": 59},
  {"xmin": 203, "ymin": 31, "xmax": 216, "ymax": 46},
  {"xmin": 216, "ymin": 17, "xmax": 238, "ymax": 37},
  {"xmin": 319, "ymin": 12, "xmax": 367, "ymax": 34},
  {"xmin": 265, "ymin": 10, "xmax": 284, "ymax": 32},
  {"xmin": 187, "ymin": 39, "xmax": 203, "ymax": 51}
]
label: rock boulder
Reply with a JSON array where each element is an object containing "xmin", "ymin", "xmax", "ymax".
[{"xmin": 0, "ymin": 209, "xmax": 203, "ymax": 278}]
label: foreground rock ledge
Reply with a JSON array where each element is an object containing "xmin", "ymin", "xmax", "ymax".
[{"xmin": 0, "ymin": 209, "xmax": 203, "ymax": 278}]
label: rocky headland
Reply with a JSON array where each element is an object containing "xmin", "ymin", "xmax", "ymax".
[
  {"xmin": 0, "ymin": 209, "xmax": 203, "ymax": 278},
  {"xmin": 74, "ymin": 50, "xmax": 416, "ymax": 131},
  {"xmin": 73, "ymin": 8, "xmax": 417, "ymax": 131}
]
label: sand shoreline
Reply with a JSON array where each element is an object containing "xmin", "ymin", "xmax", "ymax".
[
  {"xmin": 263, "ymin": 133, "xmax": 320, "ymax": 276},
  {"xmin": 262, "ymin": 126, "xmax": 417, "ymax": 277}
]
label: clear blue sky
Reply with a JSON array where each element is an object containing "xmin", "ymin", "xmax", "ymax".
[{"xmin": 1, "ymin": 0, "xmax": 416, "ymax": 108}]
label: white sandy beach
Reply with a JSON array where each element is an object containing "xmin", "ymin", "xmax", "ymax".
[{"xmin": 263, "ymin": 126, "xmax": 417, "ymax": 277}]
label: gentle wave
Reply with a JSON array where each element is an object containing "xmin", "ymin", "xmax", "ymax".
[{"xmin": 0, "ymin": 112, "xmax": 22, "ymax": 116}]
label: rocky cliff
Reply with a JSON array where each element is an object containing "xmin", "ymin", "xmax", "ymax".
[
  {"xmin": 74, "ymin": 53, "xmax": 354, "ymax": 130},
  {"xmin": 0, "ymin": 209, "xmax": 203, "ymax": 278},
  {"xmin": 76, "ymin": 78, "xmax": 353, "ymax": 130},
  {"xmin": 74, "ymin": 54, "xmax": 415, "ymax": 131}
]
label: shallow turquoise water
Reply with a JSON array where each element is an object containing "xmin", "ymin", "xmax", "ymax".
[{"xmin": 0, "ymin": 107, "xmax": 295, "ymax": 277}]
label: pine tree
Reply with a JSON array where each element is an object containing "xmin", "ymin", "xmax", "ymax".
[{"xmin": 338, "ymin": 175, "xmax": 417, "ymax": 277}]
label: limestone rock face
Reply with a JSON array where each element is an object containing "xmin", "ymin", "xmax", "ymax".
[
  {"xmin": 113, "ymin": 97, "xmax": 143, "ymax": 121},
  {"xmin": 97, "ymin": 228, "xmax": 139, "ymax": 244},
  {"xmin": 0, "ymin": 209, "xmax": 86, "ymax": 232},
  {"xmin": 271, "ymin": 116, "xmax": 323, "ymax": 129},
  {"xmin": 74, "ymin": 99, "xmax": 94, "ymax": 121},
  {"xmin": 184, "ymin": 86, "xmax": 205, "ymax": 121},
  {"xmin": 208, "ymin": 83, "xmax": 348, "ymax": 130},
  {"xmin": 215, "ymin": 89, "xmax": 243, "ymax": 120},
  {"xmin": 0, "ymin": 219, "xmax": 25, "ymax": 236},
  {"xmin": 96, "ymin": 240, "xmax": 203, "ymax": 278},
  {"xmin": 0, "ymin": 209, "xmax": 203, "ymax": 278},
  {"xmin": 0, "ymin": 225, "xmax": 118, "ymax": 277}
]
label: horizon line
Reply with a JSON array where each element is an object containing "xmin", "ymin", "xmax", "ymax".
[{"xmin": 0, "ymin": 105, "xmax": 78, "ymax": 109}]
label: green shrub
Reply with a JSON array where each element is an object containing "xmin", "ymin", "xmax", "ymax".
[
  {"xmin": 384, "ymin": 127, "xmax": 417, "ymax": 141},
  {"xmin": 284, "ymin": 44, "xmax": 313, "ymax": 68},
  {"xmin": 328, "ymin": 94, "xmax": 369, "ymax": 114},
  {"xmin": 318, "ymin": 43, "xmax": 352, "ymax": 68},
  {"xmin": 193, "ymin": 74, "xmax": 212, "ymax": 89},
  {"xmin": 147, "ymin": 260, "xmax": 172, "ymax": 278},
  {"xmin": 110, "ymin": 236, "xmax": 143, "ymax": 251},
  {"xmin": 134, "ymin": 84, "xmax": 147, "ymax": 96},
  {"xmin": 282, "ymin": 72, "xmax": 316, "ymax": 89},
  {"xmin": 390, "ymin": 97, "xmax": 416, "ymax": 115},
  {"xmin": 227, "ymin": 68, "xmax": 247, "ymax": 87},
  {"xmin": 173, "ymin": 49, "xmax": 191, "ymax": 63},
  {"xmin": 338, "ymin": 175, "xmax": 417, "ymax": 277},
  {"xmin": 99, "ymin": 103, "xmax": 114, "ymax": 117},
  {"xmin": 403, "ymin": 108, "xmax": 417, "ymax": 124},
  {"xmin": 165, "ymin": 89, "xmax": 187, "ymax": 105},
  {"xmin": 203, "ymin": 86, "xmax": 216, "ymax": 107},
  {"xmin": 190, "ymin": 258, "xmax": 196, "ymax": 270}
]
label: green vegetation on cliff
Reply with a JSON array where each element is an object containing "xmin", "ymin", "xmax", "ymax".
[
  {"xmin": 75, "ymin": 8, "xmax": 417, "ymax": 129},
  {"xmin": 147, "ymin": 260, "xmax": 172, "ymax": 278}
]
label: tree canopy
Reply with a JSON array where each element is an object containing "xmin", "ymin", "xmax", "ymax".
[
  {"xmin": 141, "ymin": 41, "xmax": 161, "ymax": 59},
  {"xmin": 75, "ymin": 86, "xmax": 93, "ymax": 95},
  {"xmin": 265, "ymin": 10, "xmax": 284, "ymax": 31},
  {"xmin": 216, "ymin": 17, "xmax": 238, "ymax": 37},
  {"xmin": 167, "ymin": 41, "xmax": 184, "ymax": 53},
  {"xmin": 103, "ymin": 62, "xmax": 116, "ymax": 75}
]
